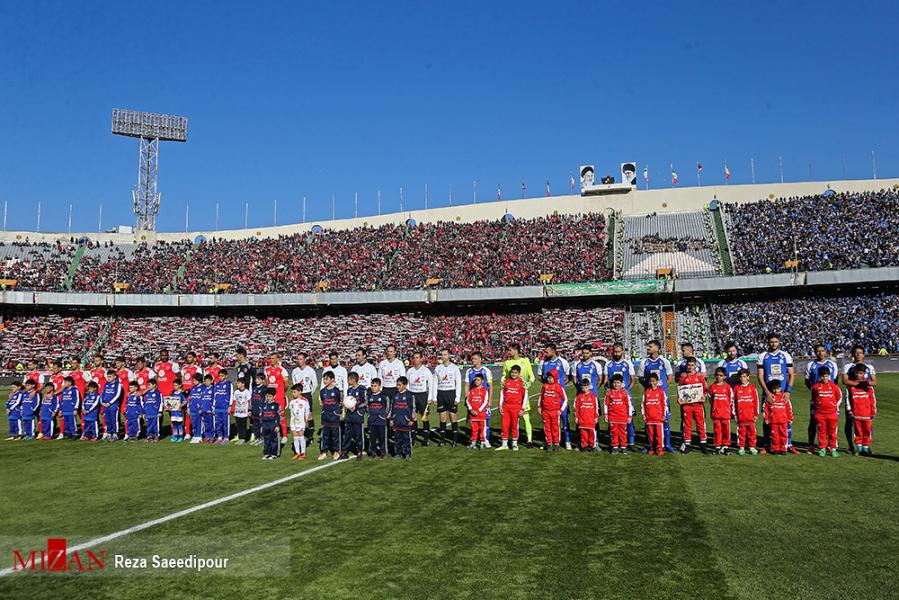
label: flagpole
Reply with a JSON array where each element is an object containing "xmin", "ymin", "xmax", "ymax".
[
  {"xmin": 274, "ymin": 198, "xmax": 278, "ymax": 226},
  {"xmin": 376, "ymin": 190, "xmax": 381, "ymax": 216},
  {"xmin": 779, "ymin": 156, "xmax": 784, "ymax": 183},
  {"xmin": 354, "ymin": 192, "xmax": 358, "ymax": 218},
  {"xmin": 399, "ymin": 187, "xmax": 404, "ymax": 212},
  {"xmin": 449, "ymin": 184, "xmax": 453, "ymax": 206},
  {"xmin": 68, "ymin": 203, "xmax": 73, "ymax": 234},
  {"xmin": 36, "ymin": 200, "xmax": 41, "ymax": 232},
  {"xmin": 697, "ymin": 166, "xmax": 701, "ymax": 187},
  {"xmin": 244, "ymin": 202, "xmax": 249, "ymax": 229},
  {"xmin": 3, "ymin": 200, "xmax": 7, "ymax": 231},
  {"xmin": 473, "ymin": 179, "xmax": 477, "ymax": 204},
  {"xmin": 871, "ymin": 150, "xmax": 877, "ymax": 179},
  {"xmin": 215, "ymin": 202, "xmax": 220, "ymax": 231},
  {"xmin": 750, "ymin": 158, "xmax": 755, "ymax": 184},
  {"xmin": 331, "ymin": 193, "xmax": 335, "ymax": 221},
  {"xmin": 99, "ymin": 203, "xmax": 102, "ymax": 233},
  {"xmin": 185, "ymin": 205, "xmax": 189, "ymax": 233},
  {"xmin": 303, "ymin": 196, "xmax": 307, "ymax": 223}
]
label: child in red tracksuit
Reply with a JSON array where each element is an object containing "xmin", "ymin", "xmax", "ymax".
[
  {"xmin": 677, "ymin": 358, "xmax": 708, "ymax": 454},
  {"xmin": 466, "ymin": 374, "xmax": 490, "ymax": 450},
  {"xmin": 641, "ymin": 373, "xmax": 667, "ymax": 456},
  {"xmin": 538, "ymin": 373, "xmax": 567, "ymax": 452},
  {"xmin": 604, "ymin": 374, "xmax": 633, "ymax": 455},
  {"xmin": 733, "ymin": 369, "xmax": 760, "ymax": 455},
  {"xmin": 763, "ymin": 381, "xmax": 793, "ymax": 454},
  {"xmin": 574, "ymin": 379, "xmax": 599, "ymax": 452},
  {"xmin": 709, "ymin": 367, "xmax": 734, "ymax": 455},
  {"xmin": 498, "ymin": 365, "xmax": 526, "ymax": 451},
  {"xmin": 810, "ymin": 365, "xmax": 842, "ymax": 456},
  {"xmin": 846, "ymin": 365, "xmax": 877, "ymax": 456}
]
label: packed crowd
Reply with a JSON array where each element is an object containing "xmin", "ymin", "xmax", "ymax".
[
  {"xmin": 711, "ymin": 292, "xmax": 899, "ymax": 356},
  {"xmin": 725, "ymin": 189, "xmax": 899, "ymax": 274},
  {"xmin": 0, "ymin": 307, "xmax": 624, "ymax": 370},
  {"xmin": 72, "ymin": 240, "xmax": 194, "ymax": 293}
]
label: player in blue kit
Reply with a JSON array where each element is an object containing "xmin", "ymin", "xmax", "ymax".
[
  {"xmin": 540, "ymin": 343, "xmax": 572, "ymax": 449},
  {"xmin": 803, "ymin": 343, "xmax": 839, "ymax": 452},
  {"xmin": 187, "ymin": 373, "xmax": 204, "ymax": 444},
  {"xmin": 605, "ymin": 342, "xmax": 636, "ymax": 449},
  {"xmin": 757, "ymin": 333, "xmax": 798, "ymax": 454},
  {"xmin": 39, "ymin": 383, "xmax": 59, "ymax": 440},
  {"xmin": 199, "ymin": 374, "xmax": 216, "ymax": 444},
  {"xmin": 717, "ymin": 342, "xmax": 749, "ymax": 386},
  {"xmin": 367, "ymin": 378, "xmax": 390, "ymax": 458},
  {"xmin": 212, "ymin": 370, "xmax": 233, "ymax": 444},
  {"xmin": 637, "ymin": 340, "xmax": 675, "ymax": 452},
  {"xmin": 341, "ymin": 372, "xmax": 368, "ymax": 459},
  {"xmin": 390, "ymin": 376, "xmax": 416, "ymax": 460},
  {"xmin": 80, "ymin": 381, "xmax": 101, "ymax": 441}
]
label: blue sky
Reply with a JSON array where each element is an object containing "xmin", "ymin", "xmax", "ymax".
[{"xmin": 1, "ymin": 0, "xmax": 897, "ymax": 233}]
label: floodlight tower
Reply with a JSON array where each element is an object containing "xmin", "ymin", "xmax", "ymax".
[{"xmin": 111, "ymin": 109, "xmax": 188, "ymax": 231}]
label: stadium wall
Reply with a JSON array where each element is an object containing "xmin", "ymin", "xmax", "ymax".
[
  {"xmin": 2, "ymin": 268, "xmax": 896, "ymax": 308},
  {"xmin": 1, "ymin": 178, "xmax": 896, "ymax": 244}
]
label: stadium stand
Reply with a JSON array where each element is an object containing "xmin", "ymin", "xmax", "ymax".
[
  {"xmin": 711, "ymin": 292, "xmax": 899, "ymax": 356},
  {"xmin": 1, "ymin": 306, "xmax": 624, "ymax": 369},
  {"xmin": 0, "ymin": 241, "xmax": 74, "ymax": 291},
  {"xmin": 724, "ymin": 189, "xmax": 899, "ymax": 274},
  {"xmin": 620, "ymin": 211, "xmax": 721, "ymax": 280},
  {"xmin": 72, "ymin": 240, "xmax": 193, "ymax": 293}
]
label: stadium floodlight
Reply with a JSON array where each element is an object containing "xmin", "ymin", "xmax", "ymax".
[{"xmin": 112, "ymin": 109, "xmax": 188, "ymax": 231}]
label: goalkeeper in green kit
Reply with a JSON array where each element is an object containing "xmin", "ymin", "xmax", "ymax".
[{"xmin": 502, "ymin": 343, "xmax": 535, "ymax": 447}]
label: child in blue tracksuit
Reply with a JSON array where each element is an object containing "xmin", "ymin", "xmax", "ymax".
[
  {"xmin": 169, "ymin": 378, "xmax": 187, "ymax": 442},
  {"xmin": 124, "ymin": 382, "xmax": 144, "ymax": 440},
  {"xmin": 367, "ymin": 378, "xmax": 389, "ymax": 458},
  {"xmin": 390, "ymin": 376, "xmax": 416, "ymax": 460},
  {"xmin": 143, "ymin": 379, "xmax": 163, "ymax": 441},
  {"xmin": 199, "ymin": 374, "xmax": 215, "ymax": 443},
  {"xmin": 58, "ymin": 377, "xmax": 82, "ymax": 440},
  {"xmin": 318, "ymin": 371, "xmax": 342, "ymax": 460},
  {"xmin": 100, "ymin": 370, "xmax": 123, "ymax": 441},
  {"xmin": 19, "ymin": 380, "xmax": 40, "ymax": 440},
  {"xmin": 341, "ymin": 372, "xmax": 368, "ymax": 459},
  {"xmin": 6, "ymin": 382, "xmax": 23, "ymax": 440},
  {"xmin": 213, "ymin": 370, "xmax": 233, "ymax": 444},
  {"xmin": 80, "ymin": 381, "xmax": 101, "ymax": 440},
  {"xmin": 187, "ymin": 373, "xmax": 204, "ymax": 443},
  {"xmin": 39, "ymin": 383, "xmax": 59, "ymax": 439}
]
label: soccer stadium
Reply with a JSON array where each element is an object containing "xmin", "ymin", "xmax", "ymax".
[{"xmin": 1, "ymin": 3, "xmax": 898, "ymax": 599}]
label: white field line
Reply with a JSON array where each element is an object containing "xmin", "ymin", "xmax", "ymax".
[{"xmin": 0, "ymin": 459, "xmax": 348, "ymax": 577}]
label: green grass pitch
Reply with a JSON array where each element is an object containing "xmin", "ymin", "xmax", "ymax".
[{"xmin": 0, "ymin": 376, "xmax": 896, "ymax": 599}]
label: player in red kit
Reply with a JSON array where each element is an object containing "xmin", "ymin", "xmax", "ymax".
[
  {"xmin": 538, "ymin": 373, "xmax": 566, "ymax": 452},
  {"xmin": 87, "ymin": 353, "xmax": 108, "ymax": 434},
  {"xmin": 708, "ymin": 367, "xmax": 734, "ymax": 455},
  {"xmin": 605, "ymin": 374, "xmax": 633, "ymax": 454},
  {"xmin": 733, "ymin": 369, "xmax": 760, "ymax": 455},
  {"xmin": 265, "ymin": 352, "xmax": 290, "ymax": 441},
  {"xmin": 497, "ymin": 365, "xmax": 526, "ymax": 451},
  {"xmin": 574, "ymin": 379, "xmax": 599, "ymax": 452},
  {"xmin": 154, "ymin": 349, "xmax": 180, "ymax": 398},
  {"xmin": 677, "ymin": 357, "xmax": 708, "ymax": 454},
  {"xmin": 641, "ymin": 373, "xmax": 667, "ymax": 455},
  {"xmin": 48, "ymin": 361, "xmax": 66, "ymax": 436},
  {"xmin": 763, "ymin": 380, "xmax": 793, "ymax": 454},
  {"xmin": 810, "ymin": 365, "xmax": 841, "ymax": 457},
  {"xmin": 67, "ymin": 356, "xmax": 87, "ymax": 398},
  {"xmin": 465, "ymin": 374, "xmax": 490, "ymax": 450},
  {"xmin": 846, "ymin": 364, "xmax": 877, "ymax": 455},
  {"xmin": 113, "ymin": 356, "xmax": 134, "ymax": 436},
  {"xmin": 133, "ymin": 356, "xmax": 156, "ymax": 395}
]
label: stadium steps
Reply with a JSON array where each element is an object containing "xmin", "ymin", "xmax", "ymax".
[
  {"xmin": 62, "ymin": 244, "xmax": 86, "ymax": 291},
  {"xmin": 709, "ymin": 207, "xmax": 734, "ymax": 275},
  {"xmin": 606, "ymin": 212, "xmax": 617, "ymax": 275},
  {"xmin": 82, "ymin": 316, "xmax": 113, "ymax": 363}
]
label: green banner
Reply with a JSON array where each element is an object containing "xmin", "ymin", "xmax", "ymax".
[{"xmin": 546, "ymin": 279, "xmax": 669, "ymax": 297}]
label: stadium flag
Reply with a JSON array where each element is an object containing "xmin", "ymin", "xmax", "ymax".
[
  {"xmin": 697, "ymin": 162, "xmax": 703, "ymax": 186},
  {"xmin": 725, "ymin": 160, "xmax": 731, "ymax": 181},
  {"xmin": 697, "ymin": 162, "xmax": 703, "ymax": 173},
  {"xmin": 643, "ymin": 165, "xmax": 649, "ymax": 189},
  {"xmin": 671, "ymin": 165, "xmax": 678, "ymax": 185},
  {"xmin": 570, "ymin": 173, "xmax": 575, "ymax": 191},
  {"xmin": 520, "ymin": 181, "xmax": 526, "ymax": 199},
  {"xmin": 546, "ymin": 179, "xmax": 551, "ymax": 197},
  {"xmin": 497, "ymin": 184, "xmax": 502, "ymax": 200}
]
